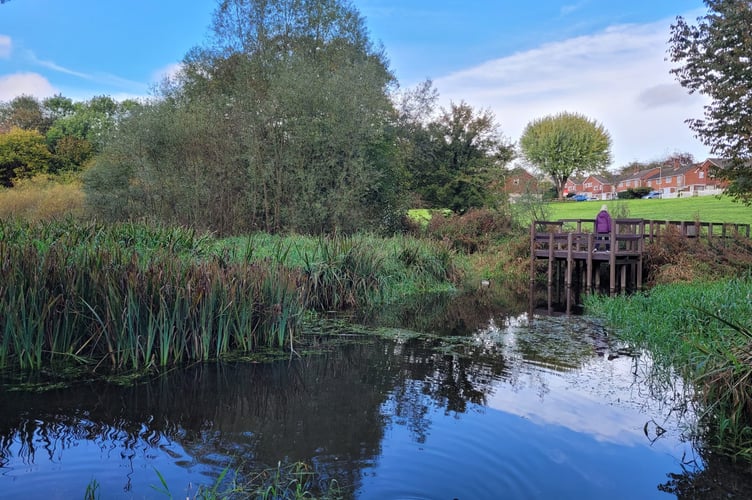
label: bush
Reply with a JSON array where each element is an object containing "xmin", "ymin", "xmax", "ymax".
[
  {"xmin": 424, "ymin": 208, "xmax": 515, "ymax": 253},
  {"xmin": 644, "ymin": 224, "xmax": 752, "ymax": 284}
]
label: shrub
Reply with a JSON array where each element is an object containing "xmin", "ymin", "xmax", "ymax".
[{"xmin": 424, "ymin": 208, "xmax": 515, "ymax": 253}]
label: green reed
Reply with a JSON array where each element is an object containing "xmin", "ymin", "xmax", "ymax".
[
  {"xmin": 0, "ymin": 219, "xmax": 305, "ymax": 371},
  {"xmin": 1, "ymin": 219, "xmax": 462, "ymax": 374},
  {"xmin": 585, "ymin": 278, "xmax": 752, "ymax": 460}
]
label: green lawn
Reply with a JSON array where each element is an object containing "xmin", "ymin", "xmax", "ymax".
[{"xmin": 547, "ymin": 195, "xmax": 752, "ymax": 225}]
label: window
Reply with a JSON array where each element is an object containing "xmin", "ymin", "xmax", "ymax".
[
  {"xmin": 665, "ymin": 176, "xmax": 672, "ymax": 183},
  {"xmin": 699, "ymin": 171, "xmax": 705, "ymax": 179},
  {"xmin": 513, "ymin": 178, "xmax": 520, "ymax": 185}
]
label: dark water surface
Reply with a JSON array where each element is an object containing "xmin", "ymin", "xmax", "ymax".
[{"xmin": 2, "ymin": 297, "xmax": 752, "ymax": 499}]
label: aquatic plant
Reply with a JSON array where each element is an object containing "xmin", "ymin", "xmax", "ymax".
[
  {"xmin": 0, "ymin": 219, "xmax": 305, "ymax": 371},
  {"xmin": 0, "ymin": 219, "xmax": 463, "ymax": 374},
  {"xmin": 585, "ymin": 278, "xmax": 752, "ymax": 460},
  {"xmin": 149, "ymin": 462, "xmax": 343, "ymax": 500}
]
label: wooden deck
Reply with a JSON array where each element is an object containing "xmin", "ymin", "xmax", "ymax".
[{"xmin": 528, "ymin": 218, "xmax": 750, "ymax": 313}]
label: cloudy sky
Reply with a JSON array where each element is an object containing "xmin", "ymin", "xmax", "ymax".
[{"xmin": 0, "ymin": 0, "xmax": 710, "ymax": 168}]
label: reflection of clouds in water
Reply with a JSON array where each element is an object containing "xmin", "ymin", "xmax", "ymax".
[{"xmin": 470, "ymin": 314, "xmax": 694, "ymax": 452}]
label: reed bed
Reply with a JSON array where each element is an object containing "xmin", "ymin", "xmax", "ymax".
[
  {"xmin": 1, "ymin": 219, "xmax": 462, "ymax": 374},
  {"xmin": 0, "ymin": 219, "xmax": 305, "ymax": 371},
  {"xmin": 585, "ymin": 278, "xmax": 752, "ymax": 459}
]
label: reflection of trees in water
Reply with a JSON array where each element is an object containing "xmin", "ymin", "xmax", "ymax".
[
  {"xmin": 3, "ymin": 303, "xmax": 742, "ymax": 497},
  {"xmin": 356, "ymin": 290, "xmax": 528, "ymax": 337},
  {"xmin": 0, "ymin": 335, "xmax": 509, "ymax": 492},
  {"xmin": 0, "ymin": 343, "xmax": 397, "ymax": 494},
  {"xmin": 658, "ymin": 449, "xmax": 752, "ymax": 499}
]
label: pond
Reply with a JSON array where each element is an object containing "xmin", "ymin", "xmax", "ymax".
[{"xmin": 1, "ymin": 293, "xmax": 751, "ymax": 499}]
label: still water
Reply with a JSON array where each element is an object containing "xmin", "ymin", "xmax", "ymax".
[{"xmin": 1, "ymin": 296, "xmax": 751, "ymax": 499}]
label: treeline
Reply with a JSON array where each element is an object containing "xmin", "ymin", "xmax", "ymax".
[
  {"xmin": 0, "ymin": 95, "xmax": 139, "ymax": 186},
  {"xmin": 0, "ymin": 0, "xmax": 516, "ymax": 236}
]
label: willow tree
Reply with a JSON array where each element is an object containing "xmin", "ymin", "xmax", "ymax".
[
  {"xmin": 519, "ymin": 112, "xmax": 612, "ymax": 199},
  {"xmin": 86, "ymin": 0, "xmax": 403, "ymax": 235}
]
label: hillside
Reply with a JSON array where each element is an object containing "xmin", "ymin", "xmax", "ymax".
[{"xmin": 546, "ymin": 195, "xmax": 752, "ymax": 225}]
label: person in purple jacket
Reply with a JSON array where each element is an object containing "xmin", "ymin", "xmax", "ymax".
[{"xmin": 595, "ymin": 204, "xmax": 612, "ymax": 251}]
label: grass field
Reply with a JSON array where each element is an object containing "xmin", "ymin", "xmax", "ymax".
[{"xmin": 547, "ymin": 195, "xmax": 752, "ymax": 225}]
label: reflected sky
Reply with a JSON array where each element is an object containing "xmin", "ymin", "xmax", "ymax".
[{"xmin": 0, "ymin": 307, "xmax": 724, "ymax": 499}]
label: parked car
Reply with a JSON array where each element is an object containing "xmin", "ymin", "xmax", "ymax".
[
  {"xmin": 642, "ymin": 191, "xmax": 662, "ymax": 199},
  {"xmin": 572, "ymin": 194, "xmax": 589, "ymax": 201}
]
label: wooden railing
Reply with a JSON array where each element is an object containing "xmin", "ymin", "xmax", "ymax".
[{"xmin": 534, "ymin": 218, "xmax": 750, "ymax": 241}]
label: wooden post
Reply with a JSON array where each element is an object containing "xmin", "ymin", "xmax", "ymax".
[
  {"xmin": 637, "ymin": 231, "xmax": 644, "ymax": 290},
  {"xmin": 529, "ymin": 222, "xmax": 536, "ymax": 287},
  {"xmin": 566, "ymin": 232, "xmax": 574, "ymax": 314},
  {"xmin": 586, "ymin": 233, "xmax": 593, "ymax": 293},
  {"xmin": 609, "ymin": 221, "xmax": 617, "ymax": 295}
]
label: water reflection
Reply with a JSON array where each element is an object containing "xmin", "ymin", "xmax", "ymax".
[{"xmin": 1, "ymin": 294, "xmax": 751, "ymax": 498}]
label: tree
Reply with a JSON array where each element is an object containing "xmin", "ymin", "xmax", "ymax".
[
  {"xmin": 86, "ymin": 0, "xmax": 402, "ymax": 235},
  {"xmin": 519, "ymin": 112, "xmax": 612, "ymax": 199},
  {"xmin": 0, "ymin": 128, "xmax": 53, "ymax": 186},
  {"xmin": 669, "ymin": 0, "xmax": 752, "ymax": 204},
  {"xmin": 0, "ymin": 95, "xmax": 49, "ymax": 133},
  {"xmin": 397, "ymin": 92, "xmax": 515, "ymax": 212}
]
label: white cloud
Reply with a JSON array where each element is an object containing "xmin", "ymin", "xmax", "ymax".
[
  {"xmin": 434, "ymin": 18, "xmax": 711, "ymax": 168},
  {"xmin": 152, "ymin": 62, "xmax": 184, "ymax": 83},
  {"xmin": 0, "ymin": 34, "xmax": 10, "ymax": 59},
  {"xmin": 0, "ymin": 72, "xmax": 57, "ymax": 100},
  {"xmin": 560, "ymin": 1, "xmax": 589, "ymax": 16}
]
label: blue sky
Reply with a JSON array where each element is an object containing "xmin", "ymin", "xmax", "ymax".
[{"xmin": 1, "ymin": 0, "xmax": 710, "ymax": 168}]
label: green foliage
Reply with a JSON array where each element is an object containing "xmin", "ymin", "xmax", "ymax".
[
  {"xmin": 0, "ymin": 220, "xmax": 462, "ymax": 373},
  {"xmin": 520, "ymin": 111, "xmax": 612, "ymax": 199},
  {"xmin": 397, "ymin": 94, "xmax": 515, "ymax": 212},
  {"xmin": 424, "ymin": 208, "xmax": 516, "ymax": 253},
  {"xmin": 45, "ymin": 95, "xmax": 134, "ymax": 159},
  {"xmin": 0, "ymin": 95, "xmax": 48, "ymax": 132},
  {"xmin": 669, "ymin": 1, "xmax": 752, "ymax": 204},
  {"xmin": 0, "ymin": 127, "xmax": 53, "ymax": 186},
  {"xmin": 617, "ymin": 186, "xmax": 651, "ymax": 199},
  {"xmin": 0, "ymin": 94, "xmax": 133, "ymax": 179},
  {"xmin": 0, "ymin": 219, "xmax": 305, "ymax": 371},
  {"xmin": 146, "ymin": 461, "xmax": 343, "ymax": 500},
  {"xmin": 83, "ymin": 0, "xmax": 403, "ymax": 236},
  {"xmin": 584, "ymin": 279, "xmax": 752, "ymax": 459}
]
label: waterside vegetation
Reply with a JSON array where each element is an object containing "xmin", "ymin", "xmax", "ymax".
[
  {"xmin": 0, "ymin": 218, "xmax": 462, "ymax": 375},
  {"xmin": 586, "ymin": 279, "xmax": 752, "ymax": 460},
  {"xmin": 580, "ymin": 218, "xmax": 752, "ymax": 460}
]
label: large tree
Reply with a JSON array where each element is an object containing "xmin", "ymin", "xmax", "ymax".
[
  {"xmin": 669, "ymin": 0, "xmax": 752, "ymax": 204},
  {"xmin": 394, "ymin": 86, "xmax": 515, "ymax": 212},
  {"xmin": 85, "ymin": 0, "xmax": 401, "ymax": 235},
  {"xmin": 519, "ymin": 112, "xmax": 612, "ymax": 199}
]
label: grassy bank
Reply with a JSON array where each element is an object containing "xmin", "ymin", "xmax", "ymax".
[
  {"xmin": 546, "ymin": 195, "xmax": 752, "ymax": 225},
  {"xmin": 0, "ymin": 218, "xmax": 461, "ymax": 375},
  {"xmin": 585, "ymin": 279, "xmax": 752, "ymax": 459}
]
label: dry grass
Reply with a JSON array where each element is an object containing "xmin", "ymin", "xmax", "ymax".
[
  {"xmin": 644, "ymin": 225, "xmax": 752, "ymax": 285},
  {"xmin": 0, "ymin": 175, "xmax": 85, "ymax": 220}
]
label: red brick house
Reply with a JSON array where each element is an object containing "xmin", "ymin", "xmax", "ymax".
[
  {"xmin": 616, "ymin": 167, "xmax": 661, "ymax": 194},
  {"xmin": 581, "ymin": 174, "xmax": 615, "ymax": 200},
  {"xmin": 501, "ymin": 168, "xmax": 540, "ymax": 201},
  {"xmin": 684, "ymin": 158, "xmax": 729, "ymax": 192},
  {"xmin": 563, "ymin": 177, "xmax": 583, "ymax": 196}
]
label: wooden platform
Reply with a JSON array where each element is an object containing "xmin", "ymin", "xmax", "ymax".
[{"xmin": 528, "ymin": 218, "xmax": 750, "ymax": 313}]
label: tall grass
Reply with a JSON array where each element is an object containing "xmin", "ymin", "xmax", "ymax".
[
  {"xmin": 0, "ymin": 219, "xmax": 462, "ymax": 373},
  {"xmin": 0, "ymin": 219, "xmax": 305, "ymax": 371},
  {"xmin": 0, "ymin": 174, "xmax": 84, "ymax": 220},
  {"xmin": 585, "ymin": 278, "xmax": 752, "ymax": 459}
]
